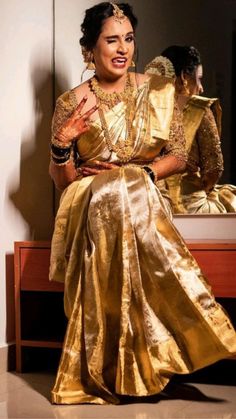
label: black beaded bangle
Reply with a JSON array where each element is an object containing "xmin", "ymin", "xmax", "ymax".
[
  {"xmin": 143, "ymin": 165, "xmax": 156, "ymax": 183},
  {"xmin": 51, "ymin": 143, "xmax": 71, "ymax": 157},
  {"xmin": 51, "ymin": 155, "xmax": 71, "ymax": 165}
]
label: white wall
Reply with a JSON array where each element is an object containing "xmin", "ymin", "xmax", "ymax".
[
  {"xmin": 0, "ymin": 0, "xmax": 54, "ymax": 349},
  {"xmin": 54, "ymin": 0, "xmax": 98, "ymax": 95}
]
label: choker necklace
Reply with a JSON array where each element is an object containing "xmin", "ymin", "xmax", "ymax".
[
  {"xmin": 90, "ymin": 73, "xmax": 134, "ymax": 109},
  {"xmin": 90, "ymin": 73, "xmax": 136, "ymax": 162}
]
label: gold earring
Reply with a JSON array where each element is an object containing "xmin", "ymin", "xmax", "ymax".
[
  {"xmin": 130, "ymin": 60, "xmax": 135, "ymax": 68},
  {"xmin": 183, "ymin": 79, "xmax": 190, "ymax": 95},
  {"xmin": 87, "ymin": 60, "xmax": 95, "ymax": 70}
]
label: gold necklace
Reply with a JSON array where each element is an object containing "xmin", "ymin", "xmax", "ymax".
[
  {"xmin": 98, "ymin": 101, "xmax": 136, "ymax": 162},
  {"xmin": 90, "ymin": 73, "xmax": 134, "ymax": 109},
  {"xmin": 90, "ymin": 74, "xmax": 136, "ymax": 162}
]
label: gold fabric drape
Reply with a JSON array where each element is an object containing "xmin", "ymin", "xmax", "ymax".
[
  {"xmin": 49, "ymin": 76, "xmax": 236, "ymax": 405},
  {"xmin": 166, "ymin": 95, "xmax": 236, "ymax": 214}
]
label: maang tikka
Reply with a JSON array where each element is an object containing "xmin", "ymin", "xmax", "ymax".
[{"xmin": 110, "ymin": 2, "xmax": 127, "ymax": 23}]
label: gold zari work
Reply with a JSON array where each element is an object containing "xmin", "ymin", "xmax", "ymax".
[
  {"xmin": 165, "ymin": 96, "xmax": 236, "ymax": 213},
  {"xmin": 49, "ymin": 75, "xmax": 236, "ymax": 405},
  {"xmin": 90, "ymin": 74, "xmax": 136, "ymax": 162},
  {"xmin": 90, "ymin": 73, "xmax": 134, "ymax": 108}
]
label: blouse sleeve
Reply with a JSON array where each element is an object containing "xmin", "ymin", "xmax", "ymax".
[
  {"xmin": 51, "ymin": 91, "xmax": 76, "ymax": 143},
  {"xmin": 197, "ymin": 107, "xmax": 224, "ymax": 178},
  {"xmin": 50, "ymin": 90, "xmax": 81, "ymax": 167},
  {"xmin": 162, "ymin": 101, "xmax": 187, "ymax": 162}
]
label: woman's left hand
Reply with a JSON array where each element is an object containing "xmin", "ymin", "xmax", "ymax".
[{"xmin": 78, "ymin": 160, "xmax": 119, "ymax": 177}]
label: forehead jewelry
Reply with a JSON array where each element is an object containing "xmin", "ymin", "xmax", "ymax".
[{"xmin": 110, "ymin": 2, "xmax": 127, "ymax": 23}]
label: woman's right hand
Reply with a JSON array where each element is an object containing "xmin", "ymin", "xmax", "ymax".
[
  {"xmin": 79, "ymin": 161, "xmax": 120, "ymax": 177},
  {"xmin": 54, "ymin": 96, "xmax": 98, "ymax": 145}
]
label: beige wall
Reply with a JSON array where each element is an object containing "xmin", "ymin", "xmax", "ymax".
[
  {"xmin": 0, "ymin": 0, "xmax": 54, "ymax": 350},
  {"xmin": 1, "ymin": 0, "xmax": 236, "ymax": 363}
]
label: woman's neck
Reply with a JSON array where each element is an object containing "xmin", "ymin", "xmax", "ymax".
[{"xmin": 175, "ymin": 92, "xmax": 191, "ymax": 112}]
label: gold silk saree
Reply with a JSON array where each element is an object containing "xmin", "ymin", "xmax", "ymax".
[
  {"xmin": 166, "ymin": 95, "xmax": 236, "ymax": 214},
  {"xmin": 49, "ymin": 76, "xmax": 236, "ymax": 404}
]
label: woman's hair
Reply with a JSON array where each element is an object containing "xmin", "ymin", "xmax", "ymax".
[
  {"xmin": 80, "ymin": 2, "xmax": 138, "ymax": 51},
  {"xmin": 161, "ymin": 45, "xmax": 201, "ymax": 76}
]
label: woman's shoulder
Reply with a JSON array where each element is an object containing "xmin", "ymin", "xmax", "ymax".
[
  {"xmin": 190, "ymin": 95, "xmax": 219, "ymax": 108},
  {"xmin": 71, "ymin": 79, "xmax": 91, "ymax": 98},
  {"xmin": 55, "ymin": 80, "xmax": 91, "ymax": 109}
]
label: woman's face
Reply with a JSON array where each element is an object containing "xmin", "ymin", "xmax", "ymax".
[
  {"xmin": 92, "ymin": 16, "xmax": 135, "ymax": 80},
  {"xmin": 186, "ymin": 64, "xmax": 204, "ymax": 96}
]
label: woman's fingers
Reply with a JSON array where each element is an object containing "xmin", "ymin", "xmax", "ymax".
[
  {"xmin": 73, "ymin": 95, "xmax": 88, "ymax": 117},
  {"xmin": 73, "ymin": 98, "xmax": 98, "ymax": 122},
  {"xmin": 55, "ymin": 96, "xmax": 96, "ymax": 143},
  {"xmin": 82, "ymin": 104, "xmax": 98, "ymax": 119},
  {"xmin": 81, "ymin": 167, "xmax": 101, "ymax": 176},
  {"xmin": 74, "ymin": 104, "xmax": 98, "ymax": 125},
  {"xmin": 93, "ymin": 161, "xmax": 119, "ymax": 170},
  {"xmin": 78, "ymin": 161, "xmax": 119, "ymax": 177}
]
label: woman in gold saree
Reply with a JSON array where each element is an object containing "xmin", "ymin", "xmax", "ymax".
[
  {"xmin": 146, "ymin": 45, "xmax": 236, "ymax": 214},
  {"xmin": 49, "ymin": 3, "xmax": 236, "ymax": 405}
]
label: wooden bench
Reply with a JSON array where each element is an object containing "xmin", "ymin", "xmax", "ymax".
[{"xmin": 14, "ymin": 240, "xmax": 236, "ymax": 372}]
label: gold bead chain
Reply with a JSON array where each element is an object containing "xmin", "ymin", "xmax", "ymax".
[{"xmin": 90, "ymin": 73, "xmax": 137, "ymax": 162}]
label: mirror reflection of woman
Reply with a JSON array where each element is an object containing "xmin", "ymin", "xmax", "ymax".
[
  {"xmin": 49, "ymin": 4, "xmax": 236, "ymax": 405},
  {"xmin": 146, "ymin": 46, "xmax": 236, "ymax": 214}
]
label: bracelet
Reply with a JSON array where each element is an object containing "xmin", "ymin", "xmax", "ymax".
[
  {"xmin": 51, "ymin": 143, "xmax": 71, "ymax": 157},
  {"xmin": 143, "ymin": 165, "xmax": 158, "ymax": 183},
  {"xmin": 51, "ymin": 151, "xmax": 71, "ymax": 161},
  {"xmin": 51, "ymin": 154, "xmax": 71, "ymax": 165}
]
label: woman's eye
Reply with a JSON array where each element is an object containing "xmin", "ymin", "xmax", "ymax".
[
  {"xmin": 126, "ymin": 36, "xmax": 134, "ymax": 43},
  {"xmin": 107, "ymin": 39, "xmax": 116, "ymax": 44}
]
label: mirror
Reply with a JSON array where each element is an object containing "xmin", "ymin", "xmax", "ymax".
[
  {"xmin": 131, "ymin": 0, "xmax": 236, "ymax": 215},
  {"xmin": 54, "ymin": 0, "xmax": 236, "ymax": 214}
]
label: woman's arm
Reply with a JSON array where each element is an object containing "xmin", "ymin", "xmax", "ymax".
[
  {"xmin": 197, "ymin": 107, "xmax": 224, "ymax": 192},
  {"xmin": 49, "ymin": 94, "xmax": 97, "ymax": 191},
  {"xmin": 49, "ymin": 158, "xmax": 78, "ymax": 191},
  {"xmin": 150, "ymin": 102, "xmax": 187, "ymax": 181}
]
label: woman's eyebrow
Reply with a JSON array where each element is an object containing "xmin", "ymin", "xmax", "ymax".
[{"xmin": 104, "ymin": 31, "xmax": 134, "ymax": 39}]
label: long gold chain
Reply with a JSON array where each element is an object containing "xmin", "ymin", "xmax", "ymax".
[{"xmin": 90, "ymin": 74, "xmax": 136, "ymax": 162}]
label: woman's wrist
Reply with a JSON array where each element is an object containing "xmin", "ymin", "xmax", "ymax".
[
  {"xmin": 143, "ymin": 165, "xmax": 158, "ymax": 183},
  {"xmin": 50, "ymin": 142, "xmax": 72, "ymax": 165},
  {"xmin": 52, "ymin": 134, "xmax": 72, "ymax": 148}
]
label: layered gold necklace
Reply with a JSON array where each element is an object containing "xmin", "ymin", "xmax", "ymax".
[{"xmin": 90, "ymin": 73, "xmax": 136, "ymax": 162}]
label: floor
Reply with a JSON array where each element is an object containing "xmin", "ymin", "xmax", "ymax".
[{"xmin": 0, "ymin": 360, "xmax": 236, "ymax": 419}]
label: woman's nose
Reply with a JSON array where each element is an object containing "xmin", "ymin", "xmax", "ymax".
[{"xmin": 117, "ymin": 41, "xmax": 128, "ymax": 54}]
